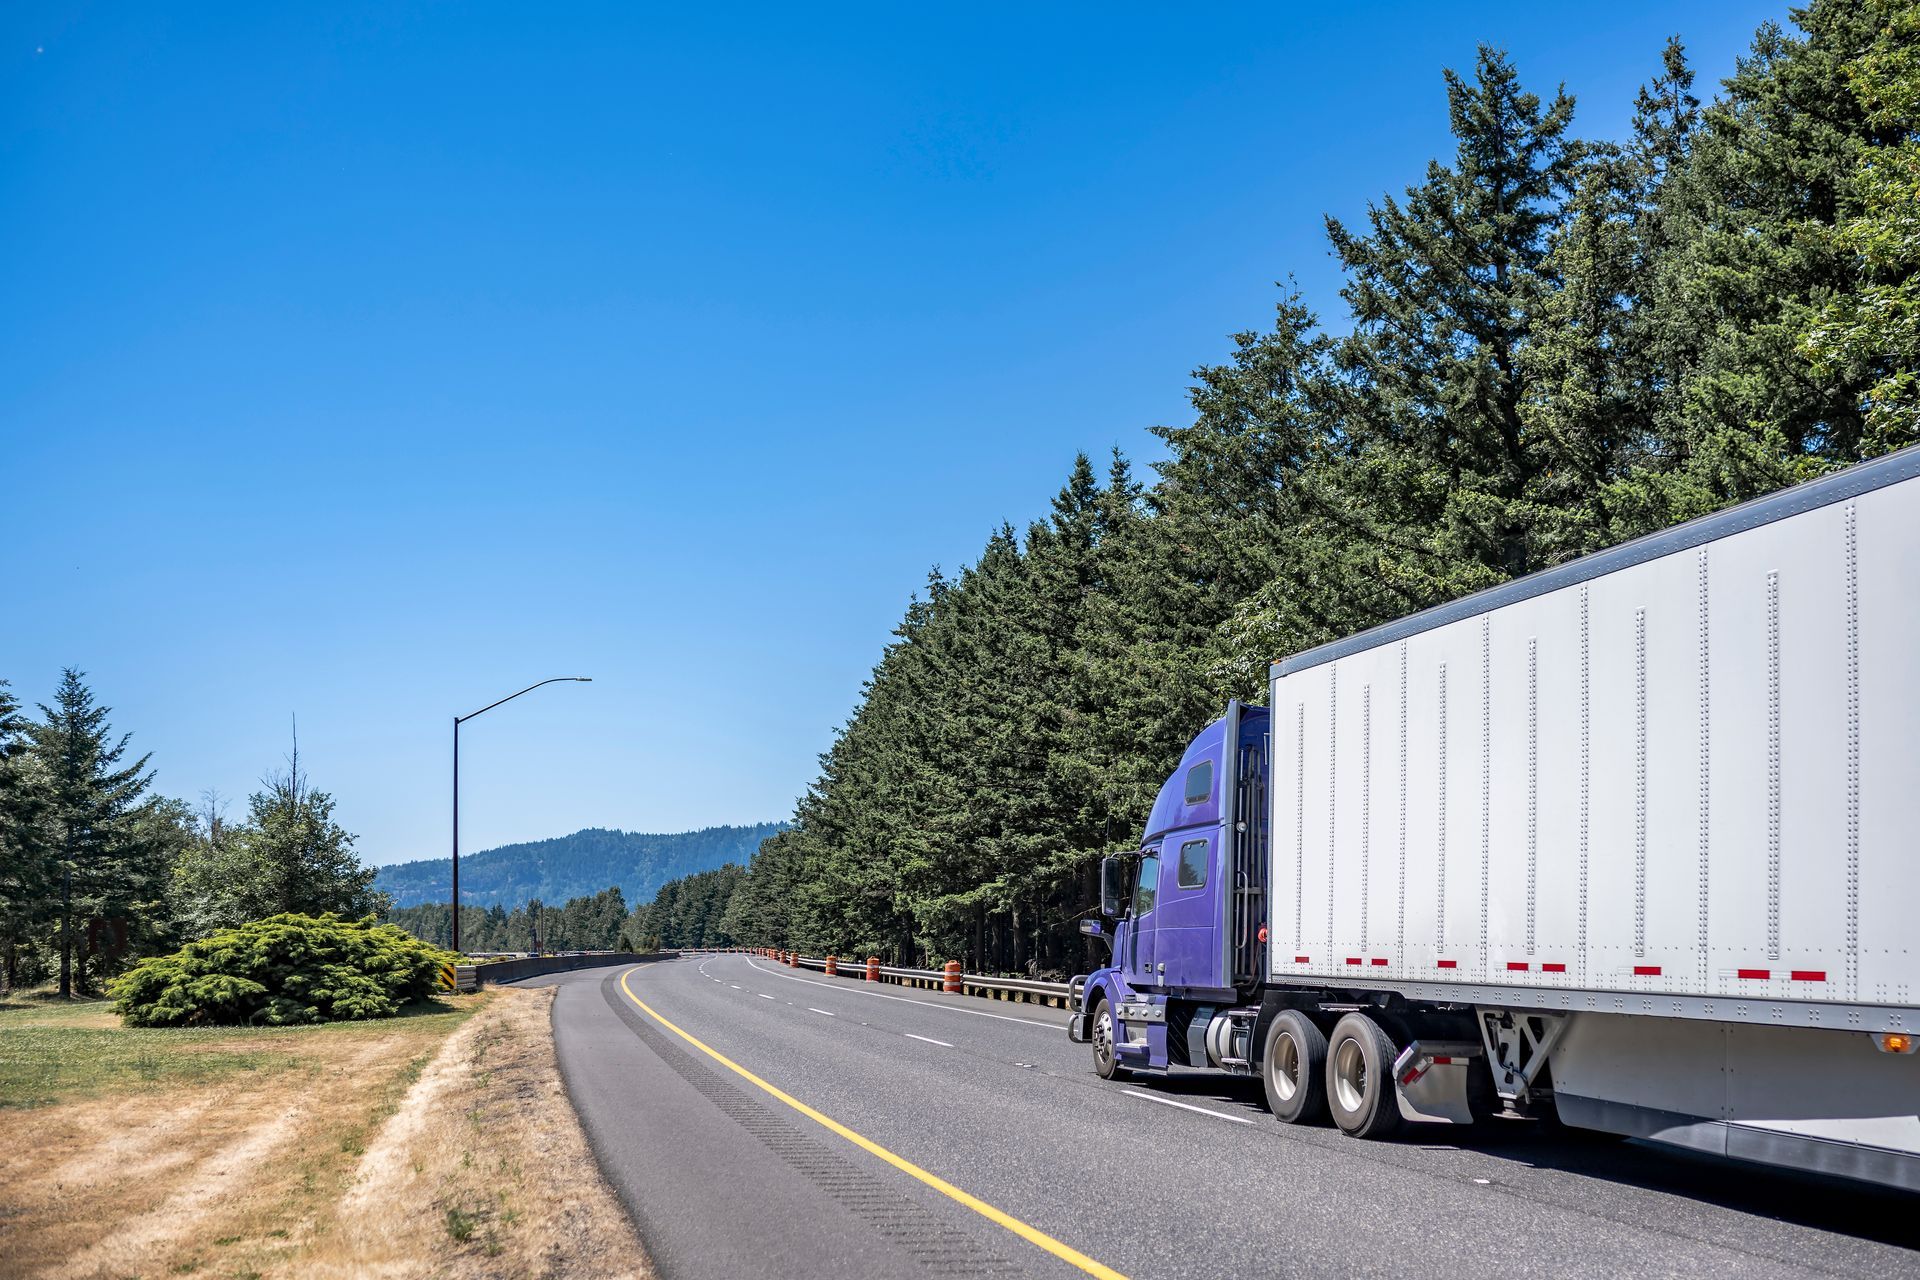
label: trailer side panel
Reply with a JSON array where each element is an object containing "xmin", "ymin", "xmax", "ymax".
[{"xmin": 1268, "ymin": 458, "xmax": 1919, "ymax": 1029}]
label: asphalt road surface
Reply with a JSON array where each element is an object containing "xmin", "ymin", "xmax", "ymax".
[{"xmin": 525, "ymin": 955, "xmax": 1919, "ymax": 1280}]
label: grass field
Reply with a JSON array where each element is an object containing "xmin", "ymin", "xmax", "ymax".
[
  {"xmin": 0, "ymin": 983, "xmax": 646, "ymax": 1279},
  {"xmin": 0, "ymin": 987, "xmax": 483, "ymax": 1278},
  {"xmin": 0, "ymin": 991, "xmax": 462, "ymax": 1109}
]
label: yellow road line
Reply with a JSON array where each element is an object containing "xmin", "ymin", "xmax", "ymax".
[{"xmin": 616, "ymin": 966, "xmax": 1127, "ymax": 1280}]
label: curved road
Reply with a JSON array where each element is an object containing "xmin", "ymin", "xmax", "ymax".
[{"xmin": 524, "ymin": 955, "xmax": 1917, "ymax": 1280}]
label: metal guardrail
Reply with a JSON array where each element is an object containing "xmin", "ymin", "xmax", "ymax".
[{"xmin": 678, "ymin": 947, "xmax": 1073, "ymax": 1009}]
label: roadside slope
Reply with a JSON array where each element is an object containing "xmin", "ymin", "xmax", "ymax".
[{"xmin": 318, "ymin": 983, "xmax": 652, "ymax": 1279}]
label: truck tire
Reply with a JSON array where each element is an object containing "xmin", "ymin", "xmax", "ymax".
[
  {"xmin": 1325, "ymin": 1012, "xmax": 1401, "ymax": 1139},
  {"xmin": 1262, "ymin": 1010, "xmax": 1328, "ymax": 1124},
  {"xmin": 1091, "ymin": 999, "xmax": 1126, "ymax": 1081}
]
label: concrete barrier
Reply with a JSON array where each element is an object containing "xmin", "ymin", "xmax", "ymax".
[
  {"xmin": 475, "ymin": 952, "xmax": 664, "ymax": 984},
  {"xmin": 437, "ymin": 961, "xmax": 479, "ymax": 993}
]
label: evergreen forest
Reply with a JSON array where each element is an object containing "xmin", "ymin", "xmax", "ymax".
[{"xmin": 629, "ymin": 0, "xmax": 1920, "ymax": 973}]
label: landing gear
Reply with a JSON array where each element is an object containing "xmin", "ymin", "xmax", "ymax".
[
  {"xmin": 1262, "ymin": 1010, "xmax": 1327, "ymax": 1124},
  {"xmin": 1326, "ymin": 1012, "xmax": 1401, "ymax": 1138},
  {"xmin": 1091, "ymin": 1002, "xmax": 1126, "ymax": 1081}
]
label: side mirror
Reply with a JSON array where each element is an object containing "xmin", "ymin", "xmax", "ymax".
[
  {"xmin": 1099, "ymin": 856, "xmax": 1129, "ymax": 918},
  {"xmin": 1079, "ymin": 917, "xmax": 1105, "ymax": 938}
]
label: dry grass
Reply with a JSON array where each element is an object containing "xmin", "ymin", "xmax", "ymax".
[
  {"xmin": 312, "ymin": 984, "xmax": 652, "ymax": 1279},
  {"xmin": 0, "ymin": 985, "xmax": 651, "ymax": 1280}
]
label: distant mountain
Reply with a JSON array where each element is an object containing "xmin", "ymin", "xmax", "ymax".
[{"xmin": 376, "ymin": 823, "xmax": 785, "ymax": 909}]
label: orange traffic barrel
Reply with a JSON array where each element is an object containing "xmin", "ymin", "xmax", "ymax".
[
  {"xmin": 825, "ymin": 955, "xmax": 838, "ymax": 976},
  {"xmin": 943, "ymin": 960, "xmax": 962, "ymax": 994},
  {"xmin": 866, "ymin": 956, "xmax": 879, "ymax": 981}
]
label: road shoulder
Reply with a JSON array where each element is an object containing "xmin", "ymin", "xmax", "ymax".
[{"xmin": 317, "ymin": 982, "xmax": 654, "ymax": 1279}]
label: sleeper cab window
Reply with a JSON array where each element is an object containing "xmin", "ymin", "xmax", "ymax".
[
  {"xmin": 1133, "ymin": 853, "xmax": 1159, "ymax": 916},
  {"xmin": 1184, "ymin": 759, "xmax": 1213, "ymax": 805},
  {"xmin": 1177, "ymin": 838, "xmax": 1208, "ymax": 889}
]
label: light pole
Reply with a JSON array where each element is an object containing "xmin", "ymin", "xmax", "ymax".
[{"xmin": 453, "ymin": 677, "xmax": 592, "ymax": 953}]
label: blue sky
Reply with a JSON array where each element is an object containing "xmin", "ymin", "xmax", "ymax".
[{"xmin": 1, "ymin": 2, "xmax": 1782, "ymax": 866}]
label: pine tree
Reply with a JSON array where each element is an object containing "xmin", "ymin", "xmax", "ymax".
[
  {"xmin": 1150, "ymin": 291, "xmax": 1357, "ymax": 671},
  {"xmin": 1803, "ymin": 0, "xmax": 1920, "ymax": 452},
  {"xmin": 1520, "ymin": 40, "xmax": 1702, "ymax": 558},
  {"xmin": 28, "ymin": 670, "xmax": 170, "ymax": 996},
  {"xmin": 172, "ymin": 756, "xmax": 387, "ymax": 932},
  {"xmin": 0, "ymin": 680, "xmax": 51, "ymax": 991},
  {"xmin": 1621, "ymin": 0, "xmax": 1896, "ymax": 531},
  {"xmin": 240, "ymin": 766, "xmax": 387, "ymax": 920},
  {"xmin": 1322, "ymin": 46, "xmax": 1579, "ymax": 601}
]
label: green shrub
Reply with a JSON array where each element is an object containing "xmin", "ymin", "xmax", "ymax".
[{"xmin": 110, "ymin": 913, "xmax": 456, "ymax": 1027}]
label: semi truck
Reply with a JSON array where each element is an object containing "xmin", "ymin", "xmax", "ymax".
[{"xmin": 1067, "ymin": 446, "xmax": 1920, "ymax": 1191}]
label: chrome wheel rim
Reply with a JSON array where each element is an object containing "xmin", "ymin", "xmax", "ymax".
[
  {"xmin": 1093, "ymin": 1009, "xmax": 1114, "ymax": 1070},
  {"xmin": 1271, "ymin": 1030, "xmax": 1300, "ymax": 1103},
  {"xmin": 1332, "ymin": 1035, "xmax": 1368, "ymax": 1114}
]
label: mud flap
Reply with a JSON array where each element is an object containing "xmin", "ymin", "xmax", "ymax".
[{"xmin": 1393, "ymin": 1040, "xmax": 1481, "ymax": 1125}]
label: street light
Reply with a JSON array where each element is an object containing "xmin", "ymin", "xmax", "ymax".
[{"xmin": 452, "ymin": 677, "xmax": 592, "ymax": 953}]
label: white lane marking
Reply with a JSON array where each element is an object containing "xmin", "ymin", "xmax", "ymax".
[
  {"xmin": 758, "ymin": 993, "xmax": 776, "ymax": 1000},
  {"xmin": 1122, "ymin": 1089, "xmax": 1255, "ymax": 1125},
  {"xmin": 905, "ymin": 1033, "xmax": 954, "ymax": 1048},
  {"xmin": 808, "ymin": 1008, "xmax": 836, "ymax": 1017},
  {"xmin": 741, "ymin": 957, "xmax": 1059, "ymax": 1029},
  {"xmin": 729, "ymin": 984, "xmax": 742, "ymax": 990}
]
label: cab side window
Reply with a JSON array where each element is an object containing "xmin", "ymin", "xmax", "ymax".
[
  {"xmin": 1177, "ymin": 838, "xmax": 1208, "ymax": 889},
  {"xmin": 1184, "ymin": 760, "xmax": 1213, "ymax": 804},
  {"xmin": 1132, "ymin": 852, "xmax": 1159, "ymax": 916}
]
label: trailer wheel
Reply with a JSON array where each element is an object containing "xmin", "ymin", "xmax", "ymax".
[
  {"xmin": 1325, "ymin": 1012, "xmax": 1401, "ymax": 1139},
  {"xmin": 1262, "ymin": 1010, "xmax": 1327, "ymax": 1124},
  {"xmin": 1091, "ymin": 999, "xmax": 1126, "ymax": 1081}
]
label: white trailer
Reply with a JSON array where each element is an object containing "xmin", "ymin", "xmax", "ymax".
[{"xmin": 1265, "ymin": 447, "xmax": 1920, "ymax": 1190}]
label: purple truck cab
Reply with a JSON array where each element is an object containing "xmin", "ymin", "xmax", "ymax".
[{"xmin": 1069, "ymin": 700, "xmax": 1269, "ymax": 1076}]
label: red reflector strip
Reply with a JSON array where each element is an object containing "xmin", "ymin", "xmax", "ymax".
[
  {"xmin": 1542, "ymin": 963, "xmax": 1566, "ymax": 973},
  {"xmin": 1737, "ymin": 968, "xmax": 1770, "ymax": 980},
  {"xmin": 1507, "ymin": 962, "xmax": 1529, "ymax": 971},
  {"xmin": 1436, "ymin": 959, "xmax": 1458, "ymax": 969},
  {"xmin": 1345, "ymin": 958, "xmax": 1362, "ymax": 966},
  {"xmin": 1791, "ymin": 970, "xmax": 1827, "ymax": 982},
  {"xmin": 1293, "ymin": 956, "xmax": 1309, "ymax": 965},
  {"xmin": 1370, "ymin": 958, "xmax": 1389, "ymax": 966},
  {"xmin": 1633, "ymin": 965, "xmax": 1661, "ymax": 976},
  {"xmin": 1432, "ymin": 1056, "xmax": 1453, "ymax": 1065}
]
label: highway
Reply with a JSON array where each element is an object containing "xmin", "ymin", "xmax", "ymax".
[{"xmin": 526, "ymin": 955, "xmax": 1919, "ymax": 1280}]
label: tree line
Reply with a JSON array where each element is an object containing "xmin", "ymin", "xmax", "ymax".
[
  {"xmin": 385, "ymin": 887, "xmax": 635, "ymax": 953},
  {"xmin": 633, "ymin": 0, "xmax": 1918, "ymax": 975},
  {"xmin": 382, "ymin": 872, "xmax": 748, "ymax": 953},
  {"xmin": 0, "ymin": 670, "xmax": 387, "ymax": 995}
]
